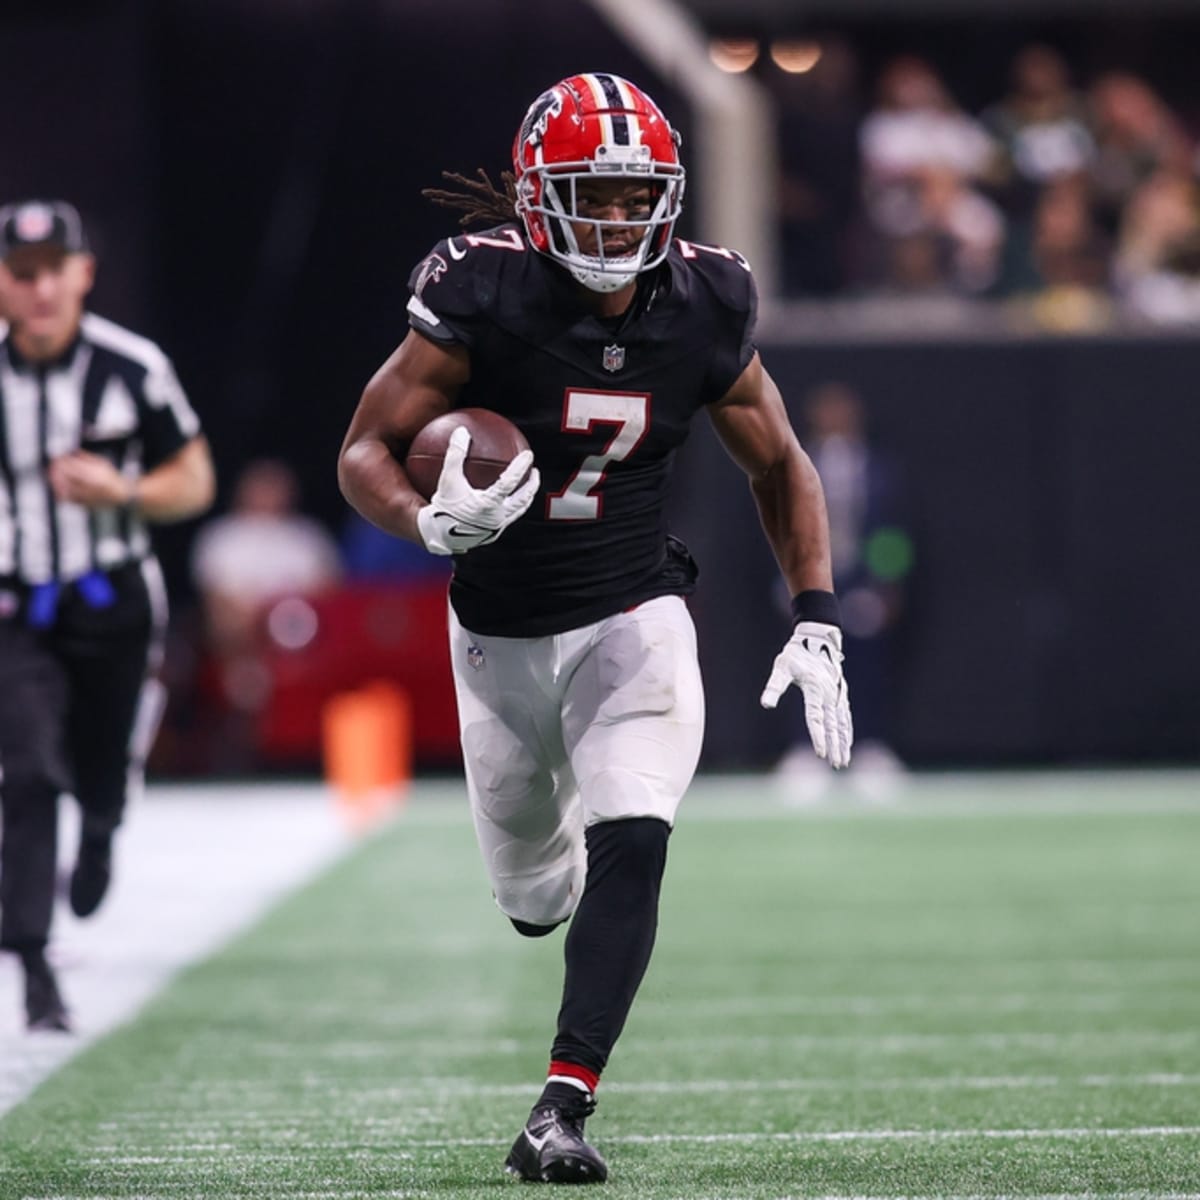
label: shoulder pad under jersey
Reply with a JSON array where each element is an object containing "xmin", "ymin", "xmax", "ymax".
[
  {"xmin": 670, "ymin": 238, "xmax": 757, "ymax": 320},
  {"xmin": 406, "ymin": 224, "xmax": 530, "ymax": 346}
]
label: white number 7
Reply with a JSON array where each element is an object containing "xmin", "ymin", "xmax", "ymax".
[{"xmin": 547, "ymin": 389, "xmax": 650, "ymax": 521}]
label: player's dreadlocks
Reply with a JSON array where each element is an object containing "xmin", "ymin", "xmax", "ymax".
[{"xmin": 422, "ymin": 168, "xmax": 519, "ymax": 227}]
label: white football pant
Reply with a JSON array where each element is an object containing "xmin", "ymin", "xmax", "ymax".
[{"xmin": 448, "ymin": 595, "xmax": 704, "ymax": 927}]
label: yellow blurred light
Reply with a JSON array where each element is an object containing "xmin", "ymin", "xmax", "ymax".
[
  {"xmin": 709, "ymin": 39, "xmax": 760, "ymax": 74},
  {"xmin": 770, "ymin": 40, "xmax": 822, "ymax": 74}
]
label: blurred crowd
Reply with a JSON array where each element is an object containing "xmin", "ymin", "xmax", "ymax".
[
  {"xmin": 156, "ymin": 459, "xmax": 451, "ymax": 776},
  {"xmin": 773, "ymin": 41, "xmax": 1200, "ymax": 328}
]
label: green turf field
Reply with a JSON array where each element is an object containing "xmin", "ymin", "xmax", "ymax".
[{"xmin": 2, "ymin": 772, "xmax": 1198, "ymax": 1199}]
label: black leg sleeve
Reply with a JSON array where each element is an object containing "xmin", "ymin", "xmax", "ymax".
[{"xmin": 551, "ymin": 816, "xmax": 670, "ymax": 1075}]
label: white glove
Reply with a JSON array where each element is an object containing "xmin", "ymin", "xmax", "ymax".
[
  {"xmin": 760, "ymin": 621, "xmax": 854, "ymax": 768},
  {"xmin": 416, "ymin": 426, "xmax": 540, "ymax": 556}
]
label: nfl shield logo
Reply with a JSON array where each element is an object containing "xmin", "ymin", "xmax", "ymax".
[
  {"xmin": 467, "ymin": 643, "xmax": 486, "ymax": 671},
  {"xmin": 602, "ymin": 343, "xmax": 625, "ymax": 373}
]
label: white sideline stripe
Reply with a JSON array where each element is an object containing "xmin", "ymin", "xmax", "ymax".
[{"xmin": 0, "ymin": 785, "xmax": 357, "ymax": 1117}]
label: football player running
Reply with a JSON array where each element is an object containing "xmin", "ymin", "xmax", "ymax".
[{"xmin": 338, "ymin": 72, "xmax": 852, "ymax": 1183}]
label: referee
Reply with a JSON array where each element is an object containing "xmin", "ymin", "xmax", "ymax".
[{"xmin": 0, "ymin": 200, "xmax": 215, "ymax": 1032}]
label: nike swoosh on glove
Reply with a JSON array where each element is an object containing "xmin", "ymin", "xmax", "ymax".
[
  {"xmin": 416, "ymin": 426, "xmax": 540, "ymax": 556},
  {"xmin": 759, "ymin": 621, "xmax": 854, "ymax": 768}
]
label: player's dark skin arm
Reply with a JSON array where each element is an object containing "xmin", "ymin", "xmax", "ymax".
[
  {"xmin": 337, "ymin": 331, "xmax": 468, "ymax": 543},
  {"xmin": 707, "ymin": 352, "xmax": 834, "ymax": 596}
]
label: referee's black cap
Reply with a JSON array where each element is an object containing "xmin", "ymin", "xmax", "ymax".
[{"xmin": 0, "ymin": 200, "xmax": 89, "ymax": 260}]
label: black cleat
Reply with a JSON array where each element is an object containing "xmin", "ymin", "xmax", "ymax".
[
  {"xmin": 23, "ymin": 951, "xmax": 71, "ymax": 1033},
  {"xmin": 505, "ymin": 1093, "xmax": 608, "ymax": 1184},
  {"xmin": 69, "ymin": 833, "xmax": 112, "ymax": 918}
]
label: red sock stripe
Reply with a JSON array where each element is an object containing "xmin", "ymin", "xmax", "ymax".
[{"xmin": 548, "ymin": 1060, "xmax": 600, "ymax": 1092}]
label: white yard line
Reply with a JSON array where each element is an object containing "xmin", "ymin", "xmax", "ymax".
[
  {"xmin": 40, "ymin": 1125, "xmax": 1200, "ymax": 1161},
  {"xmin": 672, "ymin": 1195, "xmax": 1200, "ymax": 1200},
  {"xmin": 614, "ymin": 1125, "xmax": 1200, "ymax": 1144},
  {"xmin": 20, "ymin": 1192, "xmax": 1200, "ymax": 1200},
  {"xmin": 227, "ymin": 1029, "xmax": 1200, "ymax": 1059},
  {"xmin": 0, "ymin": 783, "xmax": 356, "ymax": 1117},
  {"xmin": 356, "ymin": 1125, "xmax": 1200, "ymax": 1150},
  {"xmin": 21, "ymin": 1193, "xmax": 1200, "ymax": 1200},
  {"xmin": 315, "ymin": 1072, "xmax": 1200, "ymax": 1102},
  {"xmin": 792, "ymin": 1195, "xmax": 1200, "ymax": 1200}
]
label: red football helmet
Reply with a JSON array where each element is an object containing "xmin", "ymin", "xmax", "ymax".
[{"xmin": 512, "ymin": 73, "xmax": 686, "ymax": 293}]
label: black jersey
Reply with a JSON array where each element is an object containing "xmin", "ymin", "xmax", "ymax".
[{"xmin": 406, "ymin": 225, "xmax": 757, "ymax": 637}]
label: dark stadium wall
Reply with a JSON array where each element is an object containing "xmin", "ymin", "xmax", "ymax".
[
  {"xmin": 0, "ymin": 1, "xmax": 153, "ymax": 335},
  {"xmin": 670, "ymin": 336, "xmax": 1200, "ymax": 768}
]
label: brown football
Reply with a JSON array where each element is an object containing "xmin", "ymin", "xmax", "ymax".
[{"xmin": 404, "ymin": 407, "xmax": 531, "ymax": 500}]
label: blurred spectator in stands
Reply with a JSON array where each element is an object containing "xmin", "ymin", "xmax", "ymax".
[
  {"xmin": 1007, "ymin": 175, "xmax": 1113, "ymax": 330},
  {"xmin": 778, "ymin": 382, "xmax": 913, "ymax": 800},
  {"xmin": 770, "ymin": 36, "xmax": 865, "ymax": 296},
  {"xmin": 867, "ymin": 172, "xmax": 1004, "ymax": 299},
  {"xmin": 1114, "ymin": 169, "xmax": 1200, "ymax": 325},
  {"xmin": 921, "ymin": 165, "xmax": 1006, "ymax": 293},
  {"xmin": 858, "ymin": 55, "xmax": 1002, "ymax": 295},
  {"xmin": 981, "ymin": 44, "xmax": 1096, "ymax": 287},
  {"xmin": 876, "ymin": 232, "xmax": 948, "ymax": 297},
  {"xmin": 190, "ymin": 458, "xmax": 341, "ymax": 770},
  {"xmin": 1086, "ymin": 72, "xmax": 1194, "ymax": 242}
]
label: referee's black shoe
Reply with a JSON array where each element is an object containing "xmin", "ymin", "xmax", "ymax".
[
  {"xmin": 23, "ymin": 950, "xmax": 71, "ymax": 1033},
  {"xmin": 505, "ymin": 1092, "xmax": 608, "ymax": 1183},
  {"xmin": 69, "ymin": 832, "xmax": 112, "ymax": 918}
]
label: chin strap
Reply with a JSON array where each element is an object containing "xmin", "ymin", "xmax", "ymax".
[{"xmin": 568, "ymin": 264, "xmax": 638, "ymax": 293}]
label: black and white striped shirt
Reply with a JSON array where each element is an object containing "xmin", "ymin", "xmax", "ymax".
[{"xmin": 0, "ymin": 312, "xmax": 201, "ymax": 585}]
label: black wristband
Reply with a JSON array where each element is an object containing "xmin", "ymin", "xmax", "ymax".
[{"xmin": 790, "ymin": 589, "xmax": 841, "ymax": 629}]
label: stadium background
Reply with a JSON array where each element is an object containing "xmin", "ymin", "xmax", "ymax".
[{"xmin": 3, "ymin": 0, "xmax": 1198, "ymax": 773}]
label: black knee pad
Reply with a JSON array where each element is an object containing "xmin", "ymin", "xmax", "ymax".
[
  {"xmin": 584, "ymin": 817, "xmax": 670, "ymax": 899},
  {"xmin": 586, "ymin": 815, "xmax": 670, "ymax": 860}
]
